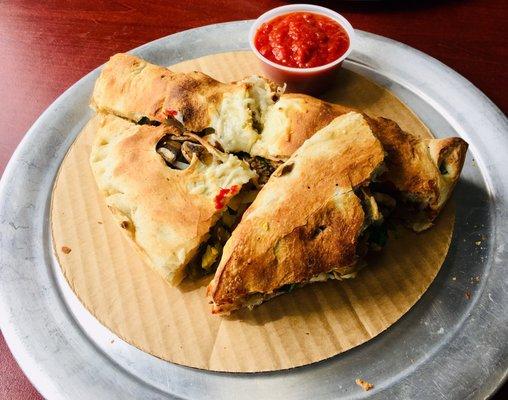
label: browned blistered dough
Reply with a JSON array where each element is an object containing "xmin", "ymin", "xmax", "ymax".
[{"xmin": 208, "ymin": 112, "xmax": 385, "ymax": 314}]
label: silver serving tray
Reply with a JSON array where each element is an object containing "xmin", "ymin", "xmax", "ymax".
[{"xmin": 0, "ymin": 21, "xmax": 506, "ymax": 400}]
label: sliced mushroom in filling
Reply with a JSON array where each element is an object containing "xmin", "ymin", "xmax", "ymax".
[
  {"xmin": 156, "ymin": 134, "xmax": 214, "ymax": 170},
  {"xmin": 187, "ymin": 156, "xmax": 284, "ymax": 277},
  {"xmin": 154, "ymin": 126, "xmax": 289, "ymax": 279},
  {"xmin": 186, "ymin": 182, "xmax": 261, "ymax": 278},
  {"xmin": 238, "ymin": 153, "xmax": 282, "ymax": 188},
  {"xmin": 185, "ymin": 153, "xmax": 283, "ymax": 277}
]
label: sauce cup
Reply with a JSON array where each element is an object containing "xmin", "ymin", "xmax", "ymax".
[{"xmin": 249, "ymin": 4, "xmax": 355, "ymax": 94}]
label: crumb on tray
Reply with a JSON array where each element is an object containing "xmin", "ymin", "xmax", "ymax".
[
  {"xmin": 61, "ymin": 246, "xmax": 72, "ymax": 254},
  {"xmin": 355, "ymin": 378, "xmax": 374, "ymax": 391}
]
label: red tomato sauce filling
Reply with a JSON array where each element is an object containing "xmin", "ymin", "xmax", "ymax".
[{"xmin": 214, "ymin": 185, "xmax": 240, "ymax": 210}]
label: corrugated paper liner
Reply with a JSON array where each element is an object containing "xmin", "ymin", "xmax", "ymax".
[{"xmin": 51, "ymin": 51, "xmax": 454, "ymax": 372}]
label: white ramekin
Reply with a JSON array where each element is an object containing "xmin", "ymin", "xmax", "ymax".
[{"xmin": 248, "ymin": 4, "xmax": 355, "ymax": 93}]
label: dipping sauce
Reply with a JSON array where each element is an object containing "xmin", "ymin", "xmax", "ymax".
[{"xmin": 254, "ymin": 12, "xmax": 350, "ymax": 69}]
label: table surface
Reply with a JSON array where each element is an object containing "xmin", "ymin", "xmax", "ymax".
[{"xmin": 0, "ymin": 0, "xmax": 506, "ymax": 398}]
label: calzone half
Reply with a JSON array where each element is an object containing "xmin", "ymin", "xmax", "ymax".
[
  {"xmin": 89, "ymin": 113, "xmax": 255, "ymax": 285},
  {"xmin": 208, "ymin": 112, "xmax": 386, "ymax": 314},
  {"xmin": 252, "ymin": 94, "xmax": 468, "ymax": 231}
]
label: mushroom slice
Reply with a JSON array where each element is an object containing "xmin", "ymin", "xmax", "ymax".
[
  {"xmin": 157, "ymin": 147, "xmax": 177, "ymax": 165},
  {"xmin": 168, "ymin": 134, "xmax": 195, "ymax": 142},
  {"xmin": 244, "ymin": 156, "xmax": 282, "ymax": 187},
  {"xmin": 181, "ymin": 141, "xmax": 213, "ymax": 164},
  {"xmin": 156, "ymin": 135, "xmax": 182, "ymax": 167}
]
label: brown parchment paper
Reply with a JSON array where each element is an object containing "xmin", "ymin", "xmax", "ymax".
[{"xmin": 51, "ymin": 51, "xmax": 454, "ymax": 372}]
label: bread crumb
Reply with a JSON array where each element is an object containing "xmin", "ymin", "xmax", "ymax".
[
  {"xmin": 61, "ymin": 246, "xmax": 72, "ymax": 254},
  {"xmin": 465, "ymin": 290, "xmax": 471, "ymax": 300},
  {"xmin": 452, "ymin": 277, "xmax": 456, "ymax": 281},
  {"xmin": 475, "ymin": 240, "xmax": 481, "ymax": 246},
  {"xmin": 355, "ymin": 379, "xmax": 373, "ymax": 391}
]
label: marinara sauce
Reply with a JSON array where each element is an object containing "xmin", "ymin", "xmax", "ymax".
[{"xmin": 254, "ymin": 12, "xmax": 350, "ymax": 69}]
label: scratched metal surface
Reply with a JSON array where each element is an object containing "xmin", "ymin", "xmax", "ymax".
[{"xmin": 0, "ymin": 21, "xmax": 506, "ymax": 400}]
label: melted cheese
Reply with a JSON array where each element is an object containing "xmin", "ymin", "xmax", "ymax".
[
  {"xmin": 251, "ymin": 96, "xmax": 304, "ymax": 158},
  {"xmin": 187, "ymin": 154, "xmax": 256, "ymax": 197},
  {"xmin": 211, "ymin": 76, "xmax": 277, "ymax": 153},
  {"xmin": 242, "ymin": 75, "xmax": 276, "ymax": 129},
  {"xmin": 211, "ymin": 89, "xmax": 259, "ymax": 152}
]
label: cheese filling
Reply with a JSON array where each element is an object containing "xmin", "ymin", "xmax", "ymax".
[{"xmin": 210, "ymin": 76, "xmax": 280, "ymax": 153}]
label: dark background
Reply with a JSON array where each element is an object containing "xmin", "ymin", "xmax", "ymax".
[{"xmin": 0, "ymin": 0, "xmax": 506, "ymax": 398}]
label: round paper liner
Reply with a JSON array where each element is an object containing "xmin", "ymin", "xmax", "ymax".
[{"xmin": 51, "ymin": 51, "xmax": 454, "ymax": 372}]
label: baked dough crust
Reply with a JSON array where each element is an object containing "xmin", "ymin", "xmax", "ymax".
[
  {"xmin": 89, "ymin": 113, "xmax": 254, "ymax": 286},
  {"xmin": 208, "ymin": 112, "xmax": 385, "ymax": 314},
  {"xmin": 252, "ymin": 93, "xmax": 468, "ymax": 230}
]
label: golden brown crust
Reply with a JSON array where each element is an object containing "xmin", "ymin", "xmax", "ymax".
[
  {"xmin": 252, "ymin": 93, "xmax": 353, "ymax": 158},
  {"xmin": 369, "ymin": 118, "xmax": 467, "ymax": 229},
  {"xmin": 92, "ymin": 53, "xmax": 230, "ymax": 132},
  {"xmin": 428, "ymin": 137, "xmax": 468, "ymax": 180},
  {"xmin": 254, "ymin": 94, "xmax": 467, "ymax": 229},
  {"xmin": 91, "ymin": 54, "xmax": 281, "ymax": 154},
  {"xmin": 92, "ymin": 54, "xmax": 466, "ymax": 233},
  {"xmin": 208, "ymin": 112, "xmax": 385, "ymax": 314},
  {"xmin": 89, "ymin": 113, "xmax": 254, "ymax": 286}
]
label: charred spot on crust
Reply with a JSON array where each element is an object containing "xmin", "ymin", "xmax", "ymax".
[{"xmin": 180, "ymin": 106, "xmax": 194, "ymax": 124}]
